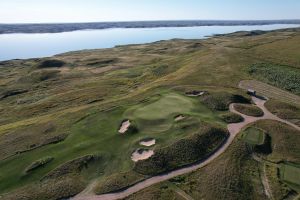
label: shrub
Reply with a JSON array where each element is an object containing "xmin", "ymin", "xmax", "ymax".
[
  {"xmin": 38, "ymin": 59, "xmax": 65, "ymax": 68},
  {"xmin": 200, "ymin": 92, "xmax": 250, "ymax": 111},
  {"xmin": 234, "ymin": 104, "xmax": 264, "ymax": 117},
  {"xmin": 220, "ymin": 113, "xmax": 244, "ymax": 123},
  {"xmin": 248, "ymin": 63, "xmax": 300, "ymax": 95}
]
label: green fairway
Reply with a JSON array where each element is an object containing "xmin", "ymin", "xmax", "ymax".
[
  {"xmin": 132, "ymin": 93, "xmax": 194, "ymax": 120},
  {"xmin": 241, "ymin": 127, "xmax": 265, "ymax": 145},
  {"xmin": 280, "ymin": 163, "xmax": 300, "ymax": 192}
]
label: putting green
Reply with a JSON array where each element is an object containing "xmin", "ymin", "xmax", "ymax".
[
  {"xmin": 242, "ymin": 127, "xmax": 265, "ymax": 145},
  {"xmin": 133, "ymin": 93, "xmax": 194, "ymax": 120}
]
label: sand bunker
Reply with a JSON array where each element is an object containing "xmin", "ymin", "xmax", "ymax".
[
  {"xmin": 140, "ymin": 138, "xmax": 156, "ymax": 147},
  {"xmin": 185, "ymin": 90, "xmax": 206, "ymax": 97},
  {"xmin": 175, "ymin": 115, "xmax": 185, "ymax": 121},
  {"xmin": 118, "ymin": 120, "xmax": 131, "ymax": 134},
  {"xmin": 131, "ymin": 149, "xmax": 154, "ymax": 162}
]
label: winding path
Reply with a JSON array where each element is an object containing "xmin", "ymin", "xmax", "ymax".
[{"xmin": 73, "ymin": 96, "xmax": 299, "ymax": 200}]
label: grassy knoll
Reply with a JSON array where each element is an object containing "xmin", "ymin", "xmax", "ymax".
[
  {"xmin": 241, "ymin": 127, "xmax": 265, "ymax": 145},
  {"xmin": 234, "ymin": 103, "xmax": 264, "ymax": 117},
  {"xmin": 134, "ymin": 125, "xmax": 228, "ymax": 175}
]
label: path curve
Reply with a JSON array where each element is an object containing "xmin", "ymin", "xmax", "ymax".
[{"xmin": 73, "ymin": 96, "xmax": 299, "ymax": 200}]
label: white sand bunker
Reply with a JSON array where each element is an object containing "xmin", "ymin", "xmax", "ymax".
[
  {"xmin": 185, "ymin": 90, "xmax": 206, "ymax": 97},
  {"xmin": 131, "ymin": 149, "xmax": 154, "ymax": 162},
  {"xmin": 175, "ymin": 115, "xmax": 185, "ymax": 121},
  {"xmin": 118, "ymin": 120, "xmax": 131, "ymax": 134},
  {"xmin": 140, "ymin": 138, "xmax": 156, "ymax": 147}
]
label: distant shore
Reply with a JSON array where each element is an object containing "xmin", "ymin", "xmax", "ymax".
[{"xmin": 1, "ymin": 19, "xmax": 300, "ymax": 34}]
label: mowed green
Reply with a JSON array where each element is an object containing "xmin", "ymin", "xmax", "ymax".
[
  {"xmin": 133, "ymin": 93, "xmax": 194, "ymax": 120},
  {"xmin": 242, "ymin": 127, "xmax": 265, "ymax": 145},
  {"xmin": 280, "ymin": 163, "xmax": 300, "ymax": 192}
]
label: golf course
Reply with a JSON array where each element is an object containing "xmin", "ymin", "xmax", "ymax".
[{"xmin": 0, "ymin": 27, "xmax": 300, "ymax": 200}]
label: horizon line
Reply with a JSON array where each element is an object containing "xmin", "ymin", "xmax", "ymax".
[{"xmin": 1, "ymin": 19, "xmax": 300, "ymax": 25}]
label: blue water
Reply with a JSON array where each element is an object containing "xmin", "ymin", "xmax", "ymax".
[{"xmin": 0, "ymin": 24, "xmax": 299, "ymax": 61}]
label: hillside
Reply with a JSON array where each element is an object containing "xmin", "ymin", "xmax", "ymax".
[{"xmin": 0, "ymin": 27, "xmax": 300, "ymax": 200}]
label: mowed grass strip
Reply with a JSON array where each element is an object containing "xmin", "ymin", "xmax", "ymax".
[
  {"xmin": 242, "ymin": 127, "xmax": 265, "ymax": 145},
  {"xmin": 239, "ymin": 80, "xmax": 300, "ymax": 106},
  {"xmin": 280, "ymin": 163, "xmax": 300, "ymax": 191}
]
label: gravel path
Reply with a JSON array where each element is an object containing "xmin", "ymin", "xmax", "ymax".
[{"xmin": 73, "ymin": 96, "xmax": 299, "ymax": 200}]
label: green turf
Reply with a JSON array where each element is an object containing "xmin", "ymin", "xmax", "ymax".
[
  {"xmin": 241, "ymin": 127, "xmax": 265, "ymax": 145},
  {"xmin": 280, "ymin": 163, "xmax": 300, "ymax": 192}
]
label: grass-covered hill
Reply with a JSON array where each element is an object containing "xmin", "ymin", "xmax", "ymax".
[{"xmin": 0, "ymin": 27, "xmax": 300, "ymax": 200}]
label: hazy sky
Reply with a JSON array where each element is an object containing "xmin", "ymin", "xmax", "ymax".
[{"xmin": 1, "ymin": 0, "xmax": 300, "ymax": 23}]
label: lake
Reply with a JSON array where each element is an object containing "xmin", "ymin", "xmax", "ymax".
[{"xmin": 0, "ymin": 24, "xmax": 299, "ymax": 61}]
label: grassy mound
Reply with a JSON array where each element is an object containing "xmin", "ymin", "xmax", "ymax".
[
  {"xmin": 24, "ymin": 157, "xmax": 54, "ymax": 175},
  {"xmin": 38, "ymin": 59, "xmax": 66, "ymax": 68},
  {"xmin": 200, "ymin": 92, "xmax": 250, "ymax": 111},
  {"xmin": 134, "ymin": 125, "xmax": 228, "ymax": 175},
  {"xmin": 220, "ymin": 112, "xmax": 244, "ymax": 123},
  {"xmin": 43, "ymin": 154, "xmax": 102, "ymax": 179},
  {"xmin": 94, "ymin": 171, "xmax": 147, "ymax": 194},
  {"xmin": 248, "ymin": 63, "xmax": 300, "ymax": 95},
  {"xmin": 233, "ymin": 104, "xmax": 264, "ymax": 117},
  {"xmin": 251, "ymin": 120, "xmax": 300, "ymax": 163},
  {"xmin": 128, "ymin": 138, "xmax": 266, "ymax": 200}
]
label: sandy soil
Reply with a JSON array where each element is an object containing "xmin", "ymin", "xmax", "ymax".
[
  {"xmin": 73, "ymin": 96, "xmax": 299, "ymax": 200},
  {"xmin": 139, "ymin": 139, "xmax": 156, "ymax": 147},
  {"xmin": 118, "ymin": 120, "xmax": 131, "ymax": 134},
  {"xmin": 131, "ymin": 149, "xmax": 154, "ymax": 162},
  {"xmin": 175, "ymin": 115, "xmax": 185, "ymax": 121}
]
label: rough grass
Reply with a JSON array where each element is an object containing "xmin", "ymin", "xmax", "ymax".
[
  {"xmin": 134, "ymin": 125, "xmax": 228, "ymax": 175},
  {"xmin": 200, "ymin": 92, "xmax": 250, "ymax": 111},
  {"xmin": 94, "ymin": 171, "xmax": 147, "ymax": 194},
  {"xmin": 1, "ymin": 28, "xmax": 300, "ymax": 198},
  {"xmin": 129, "ymin": 138, "xmax": 266, "ymax": 200},
  {"xmin": 220, "ymin": 112, "xmax": 244, "ymax": 123},
  {"xmin": 234, "ymin": 103, "xmax": 264, "ymax": 117},
  {"xmin": 248, "ymin": 63, "xmax": 300, "ymax": 95},
  {"xmin": 265, "ymin": 99, "xmax": 300, "ymax": 126},
  {"xmin": 251, "ymin": 120, "xmax": 300, "ymax": 163}
]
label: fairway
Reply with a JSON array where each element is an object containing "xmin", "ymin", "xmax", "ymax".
[
  {"xmin": 242, "ymin": 127, "xmax": 265, "ymax": 145},
  {"xmin": 133, "ymin": 93, "xmax": 194, "ymax": 120},
  {"xmin": 280, "ymin": 163, "xmax": 300, "ymax": 192}
]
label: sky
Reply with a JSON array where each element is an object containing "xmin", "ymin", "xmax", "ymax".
[{"xmin": 1, "ymin": 0, "xmax": 300, "ymax": 23}]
